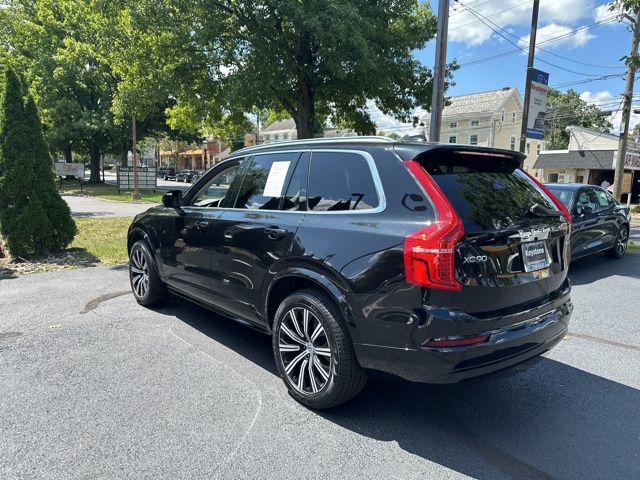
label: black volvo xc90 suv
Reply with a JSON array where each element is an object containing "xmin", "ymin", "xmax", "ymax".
[{"xmin": 128, "ymin": 137, "xmax": 573, "ymax": 409}]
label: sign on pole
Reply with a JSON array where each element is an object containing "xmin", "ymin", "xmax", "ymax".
[
  {"xmin": 526, "ymin": 69, "xmax": 549, "ymax": 140},
  {"xmin": 54, "ymin": 162, "xmax": 85, "ymax": 178},
  {"xmin": 116, "ymin": 166, "xmax": 157, "ymax": 192}
]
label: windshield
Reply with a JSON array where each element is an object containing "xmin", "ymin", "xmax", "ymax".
[{"xmin": 546, "ymin": 187, "xmax": 574, "ymax": 209}]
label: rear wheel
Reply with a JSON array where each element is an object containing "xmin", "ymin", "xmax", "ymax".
[
  {"xmin": 129, "ymin": 240, "xmax": 167, "ymax": 306},
  {"xmin": 606, "ymin": 226, "xmax": 629, "ymax": 259},
  {"xmin": 272, "ymin": 289, "xmax": 366, "ymax": 409}
]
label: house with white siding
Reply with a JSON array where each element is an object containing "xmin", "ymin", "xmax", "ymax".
[{"xmin": 422, "ymin": 87, "xmax": 545, "ymax": 174}]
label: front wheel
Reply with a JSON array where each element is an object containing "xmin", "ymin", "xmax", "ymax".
[
  {"xmin": 606, "ymin": 226, "xmax": 629, "ymax": 259},
  {"xmin": 129, "ymin": 240, "xmax": 167, "ymax": 306},
  {"xmin": 272, "ymin": 289, "xmax": 366, "ymax": 409}
]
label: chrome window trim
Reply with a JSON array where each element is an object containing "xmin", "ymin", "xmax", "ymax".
[{"xmin": 185, "ymin": 148, "xmax": 386, "ymax": 215}]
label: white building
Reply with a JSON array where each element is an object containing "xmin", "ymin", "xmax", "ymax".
[{"xmin": 422, "ymin": 87, "xmax": 545, "ymax": 174}]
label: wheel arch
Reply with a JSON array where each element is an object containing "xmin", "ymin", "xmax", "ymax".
[{"xmin": 264, "ymin": 266, "xmax": 356, "ymax": 336}]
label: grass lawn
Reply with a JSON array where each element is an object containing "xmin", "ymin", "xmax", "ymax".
[
  {"xmin": 59, "ymin": 179, "xmax": 163, "ymax": 204},
  {"xmin": 70, "ymin": 217, "xmax": 133, "ymax": 264}
]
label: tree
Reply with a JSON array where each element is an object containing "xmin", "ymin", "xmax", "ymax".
[
  {"xmin": 0, "ymin": 68, "xmax": 76, "ymax": 258},
  {"xmin": 115, "ymin": 0, "xmax": 442, "ymax": 139},
  {"xmin": 544, "ymin": 89, "xmax": 612, "ymax": 149}
]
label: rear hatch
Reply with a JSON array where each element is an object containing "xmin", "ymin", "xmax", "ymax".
[{"xmin": 398, "ymin": 145, "xmax": 570, "ymax": 314}]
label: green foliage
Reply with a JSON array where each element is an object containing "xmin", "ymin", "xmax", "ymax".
[
  {"xmin": 0, "ymin": 68, "xmax": 76, "ymax": 258},
  {"xmin": 116, "ymin": 0, "xmax": 442, "ymax": 139},
  {"xmin": 545, "ymin": 89, "xmax": 612, "ymax": 150}
]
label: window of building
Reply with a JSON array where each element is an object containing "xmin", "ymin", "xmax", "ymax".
[
  {"xmin": 547, "ymin": 173, "xmax": 559, "ymax": 183},
  {"xmin": 576, "ymin": 175, "xmax": 585, "ymax": 183},
  {"xmin": 263, "ymin": 134, "xmax": 271, "ymax": 143},
  {"xmin": 448, "ymin": 122, "xmax": 458, "ymax": 129},
  {"xmin": 469, "ymin": 134, "xmax": 478, "ymax": 145},
  {"xmin": 470, "ymin": 120, "xmax": 480, "ymax": 127},
  {"xmin": 273, "ymin": 133, "xmax": 279, "ymax": 140},
  {"xmin": 307, "ymin": 152, "xmax": 379, "ymax": 211},
  {"xmin": 500, "ymin": 110, "xmax": 505, "ymax": 122},
  {"xmin": 526, "ymin": 142, "xmax": 530, "ymax": 154},
  {"xmin": 537, "ymin": 144, "xmax": 541, "ymax": 155},
  {"xmin": 234, "ymin": 153, "xmax": 299, "ymax": 210},
  {"xmin": 512, "ymin": 112, "xmax": 517, "ymax": 124},
  {"xmin": 449, "ymin": 135, "xmax": 457, "ymax": 144},
  {"xmin": 283, "ymin": 132, "xmax": 289, "ymax": 140},
  {"xmin": 510, "ymin": 135, "xmax": 516, "ymax": 150}
]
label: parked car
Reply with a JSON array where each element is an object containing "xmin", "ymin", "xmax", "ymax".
[
  {"xmin": 175, "ymin": 169, "xmax": 198, "ymax": 183},
  {"xmin": 127, "ymin": 138, "xmax": 573, "ymax": 409},
  {"xmin": 545, "ymin": 183, "xmax": 630, "ymax": 260},
  {"xmin": 158, "ymin": 166, "xmax": 176, "ymax": 179}
]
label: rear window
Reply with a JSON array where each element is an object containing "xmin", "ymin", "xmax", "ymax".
[
  {"xmin": 546, "ymin": 187, "xmax": 574, "ymax": 208},
  {"xmin": 417, "ymin": 155, "xmax": 556, "ymax": 232}
]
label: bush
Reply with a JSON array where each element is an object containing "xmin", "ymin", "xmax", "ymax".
[
  {"xmin": 632, "ymin": 205, "xmax": 640, "ymax": 215},
  {"xmin": 0, "ymin": 68, "xmax": 76, "ymax": 258}
]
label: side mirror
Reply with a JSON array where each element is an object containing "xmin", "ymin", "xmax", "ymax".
[{"xmin": 162, "ymin": 190, "xmax": 182, "ymax": 208}]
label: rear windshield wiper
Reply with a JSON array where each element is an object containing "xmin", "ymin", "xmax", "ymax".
[{"xmin": 528, "ymin": 203, "xmax": 561, "ymax": 218}]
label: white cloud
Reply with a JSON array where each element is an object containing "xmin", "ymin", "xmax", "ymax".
[
  {"xmin": 448, "ymin": 0, "xmax": 596, "ymax": 46},
  {"xmin": 580, "ymin": 90, "xmax": 614, "ymax": 104},
  {"xmin": 594, "ymin": 3, "xmax": 622, "ymax": 24},
  {"xmin": 518, "ymin": 22, "xmax": 595, "ymax": 51},
  {"xmin": 580, "ymin": 90, "xmax": 640, "ymax": 133}
]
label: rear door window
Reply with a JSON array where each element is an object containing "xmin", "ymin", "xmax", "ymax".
[
  {"xmin": 233, "ymin": 153, "xmax": 301, "ymax": 210},
  {"xmin": 308, "ymin": 151, "xmax": 379, "ymax": 211},
  {"xmin": 416, "ymin": 154, "xmax": 556, "ymax": 232}
]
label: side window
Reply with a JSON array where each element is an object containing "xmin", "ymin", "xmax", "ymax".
[
  {"xmin": 605, "ymin": 190, "xmax": 617, "ymax": 206},
  {"xmin": 190, "ymin": 160, "xmax": 244, "ymax": 208},
  {"xmin": 594, "ymin": 188, "xmax": 611, "ymax": 209},
  {"xmin": 281, "ymin": 154, "xmax": 308, "ymax": 211},
  {"xmin": 308, "ymin": 151, "xmax": 379, "ymax": 212},
  {"xmin": 234, "ymin": 153, "xmax": 300, "ymax": 210},
  {"xmin": 576, "ymin": 190, "xmax": 597, "ymax": 212}
]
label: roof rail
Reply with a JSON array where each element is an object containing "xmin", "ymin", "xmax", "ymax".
[{"xmin": 232, "ymin": 136, "xmax": 395, "ymax": 155}]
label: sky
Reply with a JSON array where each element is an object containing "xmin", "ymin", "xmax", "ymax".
[{"xmin": 376, "ymin": 0, "xmax": 637, "ymax": 135}]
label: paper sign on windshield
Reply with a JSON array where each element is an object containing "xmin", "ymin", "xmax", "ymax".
[{"xmin": 263, "ymin": 161, "xmax": 291, "ymax": 197}]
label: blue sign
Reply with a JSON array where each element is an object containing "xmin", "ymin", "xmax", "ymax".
[{"xmin": 526, "ymin": 69, "xmax": 549, "ymax": 141}]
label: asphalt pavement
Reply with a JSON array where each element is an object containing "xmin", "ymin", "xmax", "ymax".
[
  {"xmin": 62, "ymin": 194, "xmax": 155, "ymax": 218},
  {"xmin": 0, "ymin": 255, "xmax": 639, "ymax": 479}
]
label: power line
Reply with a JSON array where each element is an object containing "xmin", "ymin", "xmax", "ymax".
[
  {"xmin": 459, "ymin": 15, "xmax": 620, "ymax": 68},
  {"xmin": 450, "ymin": 0, "xmax": 531, "ymax": 32},
  {"xmin": 455, "ymin": 2, "xmax": 618, "ymax": 77}
]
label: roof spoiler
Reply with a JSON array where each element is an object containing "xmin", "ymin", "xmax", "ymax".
[{"xmin": 394, "ymin": 143, "xmax": 525, "ymax": 168}]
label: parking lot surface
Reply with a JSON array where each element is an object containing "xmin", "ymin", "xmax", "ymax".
[{"xmin": 1, "ymin": 255, "xmax": 638, "ymax": 479}]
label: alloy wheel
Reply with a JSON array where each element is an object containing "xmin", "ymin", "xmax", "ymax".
[
  {"xmin": 617, "ymin": 228, "xmax": 629, "ymax": 256},
  {"xmin": 130, "ymin": 248, "xmax": 150, "ymax": 299},
  {"xmin": 277, "ymin": 307, "xmax": 333, "ymax": 395}
]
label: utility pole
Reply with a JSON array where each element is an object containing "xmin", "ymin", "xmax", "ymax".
[
  {"xmin": 131, "ymin": 116, "xmax": 140, "ymax": 201},
  {"xmin": 519, "ymin": 0, "xmax": 540, "ymax": 158},
  {"xmin": 614, "ymin": 11, "xmax": 640, "ymax": 201},
  {"xmin": 429, "ymin": 0, "xmax": 450, "ymax": 143}
]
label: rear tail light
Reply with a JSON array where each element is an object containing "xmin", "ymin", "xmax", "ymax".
[{"xmin": 404, "ymin": 160, "xmax": 464, "ymax": 291}]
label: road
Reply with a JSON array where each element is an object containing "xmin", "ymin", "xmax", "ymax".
[
  {"xmin": 1, "ymin": 255, "xmax": 639, "ymax": 479},
  {"xmin": 62, "ymin": 194, "xmax": 155, "ymax": 218}
]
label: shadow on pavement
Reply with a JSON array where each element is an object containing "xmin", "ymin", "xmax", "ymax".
[
  {"xmin": 163, "ymin": 297, "xmax": 640, "ymax": 480},
  {"xmin": 569, "ymin": 252, "xmax": 640, "ymax": 285}
]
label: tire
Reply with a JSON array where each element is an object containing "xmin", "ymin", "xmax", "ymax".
[
  {"xmin": 272, "ymin": 289, "xmax": 367, "ymax": 409},
  {"xmin": 606, "ymin": 225, "xmax": 629, "ymax": 259},
  {"xmin": 129, "ymin": 240, "xmax": 167, "ymax": 307}
]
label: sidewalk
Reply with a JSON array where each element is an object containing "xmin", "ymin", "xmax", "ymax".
[{"xmin": 62, "ymin": 194, "xmax": 155, "ymax": 218}]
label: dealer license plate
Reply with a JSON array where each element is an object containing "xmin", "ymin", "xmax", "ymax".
[{"xmin": 522, "ymin": 241, "xmax": 550, "ymax": 272}]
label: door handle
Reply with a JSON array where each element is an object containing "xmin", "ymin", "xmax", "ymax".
[{"xmin": 265, "ymin": 225, "xmax": 287, "ymax": 240}]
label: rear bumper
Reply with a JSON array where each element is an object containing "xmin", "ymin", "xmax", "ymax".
[{"xmin": 354, "ymin": 286, "xmax": 572, "ymax": 383}]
